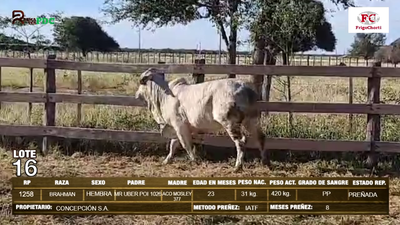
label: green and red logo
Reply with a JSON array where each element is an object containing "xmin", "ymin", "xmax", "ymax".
[{"xmin": 12, "ymin": 10, "xmax": 56, "ymax": 25}]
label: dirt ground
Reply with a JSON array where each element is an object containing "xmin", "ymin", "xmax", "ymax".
[{"xmin": 1, "ymin": 148, "xmax": 399, "ymax": 225}]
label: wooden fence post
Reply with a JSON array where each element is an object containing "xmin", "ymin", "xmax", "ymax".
[
  {"xmin": 349, "ymin": 76, "xmax": 354, "ymax": 133},
  {"xmin": 77, "ymin": 70, "xmax": 82, "ymax": 125},
  {"xmin": 347, "ymin": 60, "xmax": 354, "ymax": 133},
  {"xmin": 193, "ymin": 59, "xmax": 205, "ymax": 83},
  {"xmin": 0, "ymin": 66, "xmax": 2, "ymax": 110},
  {"xmin": 192, "ymin": 58, "xmax": 206, "ymax": 158},
  {"xmin": 366, "ymin": 61, "xmax": 381, "ymax": 175},
  {"xmin": 42, "ymin": 54, "xmax": 57, "ymax": 155},
  {"xmin": 158, "ymin": 61, "xmax": 166, "ymax": 80},
  {"xmin": 28, "ymin": 68, "xmax": 33, "ymax": 122},
  {"xmin": 156, "ymin": 60, "xmax": 170, "ymax": 152},
  {"xmin": 306, "ymin": 56, "xmax": 310, "ymax": 66},
  {"xmin": 191, "ymin": 59, "xmax": 205, "ymax": 158}
]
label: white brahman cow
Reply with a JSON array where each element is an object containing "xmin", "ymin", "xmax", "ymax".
[{"xmin": 135, "ymin": 68, "xmax": 270, "ymax": 172}]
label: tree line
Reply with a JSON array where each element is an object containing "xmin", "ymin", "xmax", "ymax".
[
  {"xmin": 0, "ymin": 0, "xmax": 398, "ymax": 66},
  {"xmin": 0, "ymin": 13, "xmax": 119, "ymax": 56}
]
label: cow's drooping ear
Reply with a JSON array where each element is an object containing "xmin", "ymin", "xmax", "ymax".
[
  {"xmin": 139, "ymin": 75, "xmax": 152, "ymax": 85},
  {"xmin": 139, "ymin": 68, "xmax": 156, "ymax": 85}
]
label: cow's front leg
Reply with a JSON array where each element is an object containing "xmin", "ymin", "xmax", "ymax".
[{"xmin": 163, "ymin": 138, "xmax": 180, "ymax": 165}]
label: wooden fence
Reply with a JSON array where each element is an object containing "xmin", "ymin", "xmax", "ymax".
[{"xmin": 0, "ymin": 56, "xmax": 400, "ymax": 164}]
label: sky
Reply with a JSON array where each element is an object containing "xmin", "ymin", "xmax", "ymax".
[{"xmin": 1, "ymin": 0, "xmax": 399, "ymax": 54}]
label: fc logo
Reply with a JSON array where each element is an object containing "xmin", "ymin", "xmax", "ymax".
[{"xmin": 357, "ymin": 11, "xmax": 380, "ymax": 25}]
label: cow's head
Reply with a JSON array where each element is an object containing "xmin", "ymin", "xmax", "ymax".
[{"xmin": 135, "ymin": 68, "xmax": 174, "ymax": 101}]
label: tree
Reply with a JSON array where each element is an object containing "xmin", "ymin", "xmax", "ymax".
[
  {"xmin": 0, "ymin": 33, "xmax": 31, "ymax": 52},
  {"xmin": 0, "ymin": 33, "xmax": 28, "ymax": 45},
  {"xmin": 247, "ymin": 0, "xmax": 336, "ymax": 105},
  {"xmin": 249, "ymin": 0, "xmax": 382, "ymax": 97},
  {"xmin": 250, "ymin": 0, "xmax": 360, "ymax": 66},
  {"xmin": 390, "ymin": 38, "xmax": 400, "ymax": 46},
  {"xmin": 374, "ymin": 37, "xmax": 400, "ymax": 66},
  {"xmin": 246, "ymin": 0, "xmax": 381, "ymax": 170},
  {"xmin": 390, "ymin": 45, "xmax": 400, "ymax": 66},
  {"xmin": 374, "ymin": 45, "xmax": 392, "ymax": 63},
  {"xmin": 53, "ymin": 16, "xmax": 120, "ymax": 57},
  {"xmin": 249, "ymin": 0, "xmax": 336, "ymax": 136},
  {"xmin": 0, "ymin": 16, "xmax": 9, "ymax": 30},
  {"xmin": 248, "ymin": 0, "xmax": 346, "ymax": 105},
  {"xmin": 348, "ymin": 33, "xmax": 386, "ymax": 65},
  {"xmin": 260, "ymin": 0, "xmax": 335, "ymax": 65},
  {"xmin": 102, "ymin": 0, "xmax": 251, "ymax": 78}
]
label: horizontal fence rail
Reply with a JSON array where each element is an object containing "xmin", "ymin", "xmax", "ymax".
[
  {"xmin": 0, "ymin": 57, "xmax": 400, "ymax": 163},
  {"xmin": 2, "ymin": 92, "xmax": 400, "ymax": 115}
]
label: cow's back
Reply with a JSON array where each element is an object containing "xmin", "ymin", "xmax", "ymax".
[{"xmin": 171, "ymin": 79, "xmax": 252, "ymax": 132}]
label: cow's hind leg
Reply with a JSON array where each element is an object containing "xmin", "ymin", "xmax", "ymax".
[
  {"xmin": 163, "ymin": 138, "xmax": 180, "ymax": 165},
  {"xmin": 243, "ymin": 117, "xmax": 271, "ymax": 168}
]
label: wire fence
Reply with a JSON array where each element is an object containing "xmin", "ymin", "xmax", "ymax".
[{"xmin": 0, "ymin": 49, "xmax": 397, "ymax": 67}]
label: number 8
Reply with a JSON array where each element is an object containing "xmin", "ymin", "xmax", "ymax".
[{"xmin": 326, "ymin": 205, "xmax": 329, "ymax": 210}]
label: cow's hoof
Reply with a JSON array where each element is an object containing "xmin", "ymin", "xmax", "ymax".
[
  {"xmin": 188, "ymin": 155, "xmax": 197, "ymax": 162},
  {"xmin": 188, "ymin": 159, "xmax": 200, "ymax": 166},
  {"xmin": 233, "ymin": 166, "xmax": 243, "ymax": 173},
  {"xmin": 263, "ymin": 162, "xmax": 273, "ymax": 170},
  {"xmin": 262, "ymin": 159, "xmax": 271, "ymax": 167},
  {"xmin": 162, "ymin": 159, "xmax": 170, "ymax": 165}
]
